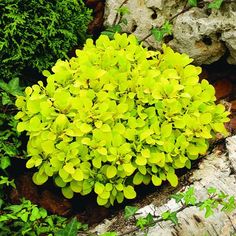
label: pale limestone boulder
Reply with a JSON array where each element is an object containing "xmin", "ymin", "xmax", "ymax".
[{"xmin": 104, "ymin": 0, "xmax": 236, "ymax": 65}]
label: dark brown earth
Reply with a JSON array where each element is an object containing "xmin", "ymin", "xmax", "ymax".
[{"xmin": 7, "ymin": 0, "xmax": 236, "ymax": 227}]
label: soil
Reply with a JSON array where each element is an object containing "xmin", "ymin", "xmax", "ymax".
[{"xmin": 7, "ymin": 0, "xmax": 236, "ymax": 228}]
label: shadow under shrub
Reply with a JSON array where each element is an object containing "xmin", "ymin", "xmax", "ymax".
[
  {"xmin": 0, "ymin": 0, "xmax": 92, "ymax": 82},
  {"xmin": 15, "ymin": 33, "xmax": 229, "ymax": 207}
]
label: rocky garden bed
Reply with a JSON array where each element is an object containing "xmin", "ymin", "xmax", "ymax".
[{"xmin": 0, "ymin": 1, "xmax": 236, "ymax": 235}]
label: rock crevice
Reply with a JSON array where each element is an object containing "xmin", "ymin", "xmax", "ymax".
[{"xmin": 104, "ymin": 0, "xmax": 236, "ymax": 65}]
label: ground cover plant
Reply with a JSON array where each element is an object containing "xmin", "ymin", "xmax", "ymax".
[
  {"xmin": 0, "ymin": 0, "xmax": 92, "ymax": 82},
  {"xmin": 0, "ymin": 197, "xmax": 88, "ymax": 236},
  {"xmin": 15, "ymin": 33, "xmax": 230, "ymax": 208}
]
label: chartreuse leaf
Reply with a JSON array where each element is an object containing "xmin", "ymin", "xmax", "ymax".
[
  {"xmin": 166, "ymin": 172, "xmax": 178, "ymax": 187},
  {"xmin": 161, "ymin": 123, "xmax": 172, "ymax": 138},
  {"xmin": 70, "ymin": 181, "xmax": 83, "ymax": 193},
  {"xmin": 95, "ymin": 182, "xmax": 105, "ymax": 195},
  {"xmin": 72, "ymin": 168, "xmax": 84, "ymax": 181},
  {"xmin": 62, "ymin": 186, "xmax": 74, "ymax": 199},
  {"xmin": 133, "ymin": 172, "xmax": 144, "ymax": 185},
  {"xmin": 55, "ymin": 176, "xmax": 67, "ymax": 188},
  {"xmin": 97, "ymin": 196, "xmax": 108, "ymax": 206},
  {"xmin": 152, "ymin": 175, "xmax": 162, "ymax": 186},
  {"xmin": 106, "ymin": 166, "xmax": 117, "ymax": 178},
  {"xmin": 123, "ymin": 185, "xmax": 136, "ymax": 199},
  {"xmin": 135, "ymin": 155, "xmax": 147, "ymax": 166},
  {"xmin": 32, "ymin": 172, "xmax": 48, "ymax": 185}
]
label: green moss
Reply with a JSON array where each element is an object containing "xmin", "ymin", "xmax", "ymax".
[{"xmin": 15, "ymin": 34, "xmax": 230, "ymax": 206}]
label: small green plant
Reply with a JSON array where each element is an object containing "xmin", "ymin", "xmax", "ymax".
[
  {"xmin": 56, "ymin": 217, "xmax": 88, "ymax": 236},
  {"xmin": 105, "ymin": 0, "xmax": 226, "ymax": 43},
  {"xmin": 188, "ymin": 0, "xmax": 224, "ymax": 9},
  {"xmin": 119, "ymin": 187, "xmax": 236, "ymax": 236},
  {"xmin": 0, "ymin": 199, "xmax": 87, "ymax": 236},
  {"xmin": 151, "ymin": 21, "xmax": 172, "ymax": 42},
  {"xmin": 102, "ymin": 4, "xmax": 130, "ymax": 39},
  {"xmin": 0, "ymin": 78, "xmax": 24, "ymax": 174},
  {"xmin": 15, "ymin": 33, "xmax": 229, "ymax": 207},
  {"xmin": 0, "ymin": 0, "xmax": 92, "ymax": 82}
]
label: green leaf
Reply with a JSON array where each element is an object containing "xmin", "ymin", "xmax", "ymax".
[
  {"xmin": 183, "ymin": 187, "xmax": 196, "ymax": 205},
  {"xmin": 2, "ymin": 92, "xmax": 12, "ymax": 105},
  {"xmin": 188, "ymin": 0, "xmax": 198, "ymax": 7},
  {"xmin": 136, "ymin": 217, "xmax": 148, "ymax": 230},
  {"xmin": 221, "ymin": 196, "xmax": 236, "ymax": 213},
  {"xmin": 162, "ymin": 21, "xmax": 172, "ymax": 35},
  {"xmin": 117, "ymin": 6, "xmax": 130, "ymax": 15},
  {"xmin": 151, "ymin": 27, "xmax": 164, "ymax": 42},
  {"xmin": 162, "ymin": 211, "xmax": 178, "ymax": 224},
  {"xmin": 20, "ymin": 212, "xmax": 29, "ymax": 222},
  {"xmin": 161, "ymin": 210, "xmax": 170, "ymax": 220},
  {"xmin": 55, "ymin": 217, "xmax": 78, "ymax": 236},
  {"xmin": 151, "ymin": 22, "xmax": 172, "ymax": 42},
  {"xmin": 208, "ymin": 0, "xmax": 223, "ymax": 9},
  {"xmin": 29, "ymin": 207, "xmax": 40, "ymax": 221},
  {"xmin": 8, "ymin": 78, "xmax": 23, "ymax": 96},
  {"xmin": 205, "ymin": 206, "xmax": 214, "ymax": 218},
  {"xmin": 124, "ymin": 206, "xmax": 138, "ymax": 219},
  {"xmin": 0, "ymin": 156, "xmax": 11, "ymax": 170},
  {"xmin": 207, "ymin": 187, "xmax": 217, "ymax": 195},
  {"xmin": 171, "ymin": 193, "xmax": 184, "ymax": 203},
  {"xmin": 169, "ymin": 212, "xmax": 178, "ymax": 225}
]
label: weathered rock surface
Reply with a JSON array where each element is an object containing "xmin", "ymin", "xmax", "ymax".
[
  {"xmin": 88, "ymin": 136, "xmax": 236, "ymax": 235},
  {"xmin": 104, "ymin": 0, "xmax": 236, "ymax": 65}
]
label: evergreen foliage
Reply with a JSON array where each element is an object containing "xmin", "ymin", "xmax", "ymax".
[{"xmin": 0, "ymin": 0, "xmax": 92, "ymax": 82}]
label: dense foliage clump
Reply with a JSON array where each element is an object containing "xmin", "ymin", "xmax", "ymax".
[
  {"xmin": 0, "ymin": 0, "xmax": 92, "ymax": 82},
  {"xmin": 15, "ymin": 33, "xmax": 229, "ymax": 206}
]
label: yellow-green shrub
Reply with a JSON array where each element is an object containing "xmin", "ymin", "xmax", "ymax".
[{"xmin": 15, "ymin": 34, "xmax": 229, "ymax": 207}]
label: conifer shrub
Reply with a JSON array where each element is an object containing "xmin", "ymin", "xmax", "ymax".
[
  {"xmin": 0, "ymin": 0, "xmax": 92, "ymax": 82},
  {"xmin": 15, "ymin": 34, "xmax": 229, "ymax": 207}
]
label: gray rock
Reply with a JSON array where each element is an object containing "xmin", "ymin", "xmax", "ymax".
[{"xmin": 104, "ymin": 0, "xmax": 236, "ymax": 65}]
